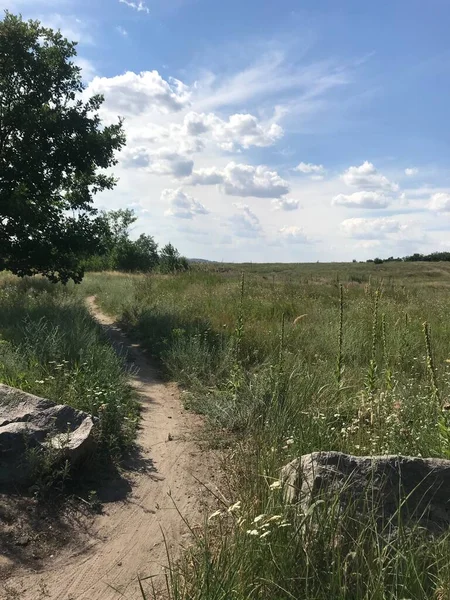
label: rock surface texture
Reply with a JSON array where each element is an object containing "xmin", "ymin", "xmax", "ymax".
[
  {"xmin": 0, "ymin": 384, "xmax": 95, "ymax": 485},
  {"xmin": 281, "ymin": 451, "xmax": 450, "ymax": 531}
]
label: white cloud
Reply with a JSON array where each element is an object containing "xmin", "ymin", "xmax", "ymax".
[
  {"xmin": 119, "ymin": 146, "xmax": 151, "ymax": 168},
  {"xmin": 341, "ymin": 161, "xmax": 399, "ymax": 192},
  {"xmin": 429, "ymin": 193, "xmax": 450, "ymax": 212},
  {"xmin": 229, "ymin": 204, "xmax": 262, "ymax": 238},
  {"xmin": 120, "ymin": 146, "xmax": 193, "ymax": 177},
  {"xmin": 179, "ymin": 111, "xmax": 283, "ymax": 151},
  {"xmin": 86, "ymin": 71, "xmax": 190, "ymax": 117},
  {"xmin": 271, "ymin": 198, "xmax": 300, "ymax": 211},
  {"xmin": 116, "ymin": 26, "xmax": 128, "ymax": 36},
  {"xmin": 190, "ymin": 167, "xmax": 225, "ymax": 185},
  {"xmin": 405, "ymin": 167, "xmax": 418, "ymax": 176},
  {"xmin": 162, "ymin": 188, "xmax": 208, "ymax": 219},
  {"xmin": 340, "ymin": 217, "xmax": 403, "ymax": 239},
  {"xmin": 74, "ymin": 56, "xmax": 96, "ymax": 83},
  {"xmin": 221, "ymin": 162, "xmax": 290, "ymax": 198},
  {"xmin": 279, "ymin": 226, "xmax": 310, "ymax": 243},
  {"xmin": 189, "ymin": 162, "xmax": 290, "ymax": 198},
  {"xmin": 294, "ymin": 162, "xmax": 325, "ymax": 174},
  {"xmin": 195, "ymin": 50, "xmax": 351, "ymax": 115},
  {"xmin": 148, "ymin": 148, "xmax": 194, "ymax": 178},
  {"xmin": 119, "ymin": 0, "xmax": 150, "ymax": 13},
  {"xmin": 332, "ymin": 191, "xmax": 390, "ymax": 209}
]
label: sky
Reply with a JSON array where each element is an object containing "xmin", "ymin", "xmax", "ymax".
[{"xmin": 3, "ymin": 0, "xmax": 450, "ymax": 262}]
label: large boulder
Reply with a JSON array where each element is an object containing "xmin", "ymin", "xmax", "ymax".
[
  {"xmin": 281, "ymin": 451, "xmax": 450, "ymax": 532},
  {"xmin": 0, "ymin": 384, "xmax": 95, "ymax": 485}
]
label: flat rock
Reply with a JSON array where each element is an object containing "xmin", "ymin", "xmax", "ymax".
[
  {"xmin": 281, "ymin": 451, "xmax": 450, "ymax": 532},
  {"xmin": 0, "ymin": 384, "xmax": 95, "ymax": 486}
]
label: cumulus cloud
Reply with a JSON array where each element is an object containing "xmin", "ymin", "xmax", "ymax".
[
  {"xmin": 179, "ymin": 111, "xmax": 283, "ymax": 151},
  {"xmin": 271, "ymin": 198, "xmax": 300, "ymax": 211},
  {"xmin": 119, "ymin": 0, "xmax": 150, "ymax": 13},
  {"xmin": 429, "ymin": 193, "xmax": 450, "ymax": 212},
  {"xmin": 86, "ymin": 71, "xmax": 190, "ymax": 117},
  {"xmin": 162, "ymin": 188, "xmax": 208, "ymax": 219},
  {"xmin": 189, "ymin": 162, "xmax": 290, "ymax": 198},
  {"xmin": 120, "ymin": 146, "xmax": 151, "ymax": 168},
  {"xmin": 279, "ymin": 226, "xmax": 310, "ymax": 243},
  {"xmin": 229, "ymin": 204, "xmax": 262, "ymax": 238},
  {"xmin": 332, "ymin": 191, "xmax": 390, "ymax": 209},
  {"xmin": 405, "ymin": 167, "xmax": 418, "ymax": 176},
  {"xmin": 222, "ymin": 163, "xmax": 290, "ymax": 198},
  {"xmin": 294, "ymin": 162, "xmax": 325, "ymax": 174},
  {"xmin": 190, "ymin": 167, "xmax": 225, "ymax": 185},
  {"xmin": 341, "ymin": 161, "xmax": 399, "ymax": 192},
  {"xmin": 148, "ymin": 148, "xmax": 194, "ymax": 178},
  {"xmin": 340, "ymin": 217, "xmax": 403, "ymax": 239}
]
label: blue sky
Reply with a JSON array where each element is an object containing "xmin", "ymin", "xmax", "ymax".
[{"xmin": 4, "ymin": 0, "xmax": 450, "ymax": 261}]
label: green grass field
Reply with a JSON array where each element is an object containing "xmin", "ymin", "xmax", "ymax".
[
  {"xmin": 77, "ymin": 262, "xmax": 450, "ymax": 600},
  {"xmin": 4, "ymin": 262, "xmax": 450, "ymax": 598}
]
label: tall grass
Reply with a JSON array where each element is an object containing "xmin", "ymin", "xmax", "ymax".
[
  {"xmin": 0, "ymin": 275, "xmax": 138, "ymax": 457},
  {"xmin": 81, "ymin": 264, "xmax": 450, "ymax": 599}
]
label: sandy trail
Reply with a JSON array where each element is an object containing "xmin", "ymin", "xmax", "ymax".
[{"xmin": 2, "ymin": 296, "xmax": 216, "ymax": 600}]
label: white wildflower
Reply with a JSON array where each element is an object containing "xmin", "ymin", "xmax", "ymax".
[{"xmin": 228, "ymin": 500, "xmax": 241, "ymax": 513}]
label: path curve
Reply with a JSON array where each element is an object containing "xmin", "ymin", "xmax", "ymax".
[{"xmin": 2, "ymin": 296, "xmax": 217, "ymax": 600}]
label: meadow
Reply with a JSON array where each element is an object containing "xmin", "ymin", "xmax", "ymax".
[
  {"xmin": 0, "ymin": 274, "xmax": 138, "ymax": 484},
  {"xmin": 79, "ymin": 261, "xmax": 450, "ymax": 600},
  {"xmin": 3, "ymin": 262, "xmax": 450, "ymax": 598}
]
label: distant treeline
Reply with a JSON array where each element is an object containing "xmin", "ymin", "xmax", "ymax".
[
  {"xmin": 367, "ymin": 252, "xmax": 450, "ymax": 265},
  {"xmin": 83, "ymin": 209, "xmax": 189, "ymax": 274}
]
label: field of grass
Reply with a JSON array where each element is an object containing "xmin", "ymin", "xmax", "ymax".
[
  {"xmin": 0, "ymin": 274, "xmax": 138, "ymax": 481},
  {"xmin": 4, "ymin": 262, "xmax": 450, "ymax": 597},
  {"xmin": 76, "ymin": 262, "xmax": 450, "ymax": 600}
]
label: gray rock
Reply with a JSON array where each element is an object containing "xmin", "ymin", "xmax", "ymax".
[
  {"xmin": 0, "ymin": 384, "xmax": 95, "ymax": 485},
  {"xmin": 281, "ymin": 451, "xmax": 450, "ymax": 531}
]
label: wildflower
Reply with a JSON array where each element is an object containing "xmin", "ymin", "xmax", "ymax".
[
  {"xmin": 246, "ymin": 529, "xmax": 259, "ymax": 536},
  {"xmin": 253, "ymin": 514, "xmax": 266, "ymax": 524},
  {"xmin": 35, "ymin": 380, "xmax": 45, "ymax": 384},
  {"xmin": 208, "ymin": 510, "xmax": 222, "ymax": 520},
  {"xmin": 266, "ymin": 515, "xmax": 283, "ymax": 522},
  {"xmin": 286, "ymin": 438, "xmax": 294, "ymax": 446},
  {"xmin": 269, "ymin": 480, "xmax": 282, "ymax": 491},
  {"xmin": 228, "ymin": 500, "xmax": 241, "ymax": 513},
  {"xmin": 259, "ymin": 530, "xmax": 271, "ymax": 539}
]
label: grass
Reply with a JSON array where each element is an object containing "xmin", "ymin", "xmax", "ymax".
[
  {"xmin": 0, "ymin": 274, "xmax": 139, "ymax": 474},
  {"xmin": 78, "ymin": 262, "xmax": 450, "ymax": 599},
  {"xmin": 4, "ymin": 262, "xmax": 450, "ymax": 597}
]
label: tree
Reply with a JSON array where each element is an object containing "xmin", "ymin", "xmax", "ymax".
[
  {"xmin": 102, "ymin": 208, "xmax": 137, "ymax": 246},
  {"xmin": 159, "ymin": 243, "xmax": 189, "ymax": 273},
  {"xmin": 115, "ymin": 234, "xmax": 159, "ymax": 272},
  {"xmin": 0, "ymin": 13, "xmax": 125, "ymax": 283}
]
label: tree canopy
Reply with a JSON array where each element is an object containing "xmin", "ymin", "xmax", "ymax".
[{"xmin": 0, "ymin": 12, "xmax": 125, "ymax": 283}]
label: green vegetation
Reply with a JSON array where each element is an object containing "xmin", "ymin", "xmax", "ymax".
[
  {"xmin": 0, "ymin": 274, "xmax": 138, "ymax": 461},
  {"xmin": 83, "ymin": 209, "xmax": 189, "ymax": 274},
  {"xmin": 81, "ymin": 261, "xmax": 450, "ymax": 599},
  {"xmin": 0, "ymin": 12, "xmax": 124, "ymax": 283}
]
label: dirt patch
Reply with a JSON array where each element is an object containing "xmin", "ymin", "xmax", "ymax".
[{"xmin": 0, "ymin": 296, "xmax": 219, "ymax": 600}]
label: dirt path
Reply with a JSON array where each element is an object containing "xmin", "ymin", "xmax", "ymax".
[{"xmin": 2, "ymin": 297, "xmax": 218, "ymax": 600}]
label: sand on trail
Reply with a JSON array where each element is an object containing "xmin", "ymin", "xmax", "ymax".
[{"xmin": 1, "ymin": 296, "xmax": 218, "ymax": 600}]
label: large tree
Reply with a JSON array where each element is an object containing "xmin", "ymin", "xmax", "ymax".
[{"xmin": 0, "ymin": 12, "xmax": 125, "ymax": 283}]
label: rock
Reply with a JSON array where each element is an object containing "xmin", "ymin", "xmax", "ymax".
[
  {"xmin": 281, "ymin": 451, "xmax": 450, "ymax": 532},
  {"xmin": 0, "ymin": 384, "xmax": 95, "ymax": 486}
]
